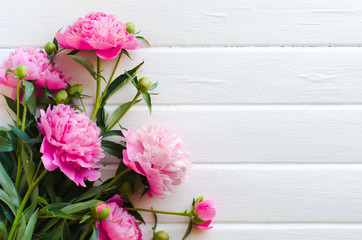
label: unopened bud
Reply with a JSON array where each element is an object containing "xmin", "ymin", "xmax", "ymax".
[
  {"xmin": 45, "ymin": 42, "xmax": 57, "ymax": 55},
  {"xmin": 68, "ymin": 84, "xmax": 83, "ymax": 95},
  {"xmin": 126, "ymin": 22, "xmax": 136, "ymax": 34},
  {"xmin": 92, "ymin": 202, "xmax": 111, "ymax": 221},
  {"xmin": 153, "ymin": 231, "xmax": 169, "ymax": 240},
  {"xmin": 137, "ymin": 77, "xmax": 151, "ymax": 92},
  {"xmin": 14, "ymin": 65, "xmax": 28, "ymax": 79},
  {"xmin": 55, "ymin": 90, "xmax": 68, "ymax": 104},
  {"xmin": 119, "ymin": 181, "xmax": 133, "ymax": 196},
  {"xmin": 195, "ymin": 196, "xmax": 204, "ymax": 205}
]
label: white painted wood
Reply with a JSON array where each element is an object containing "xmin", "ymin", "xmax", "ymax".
[
  {"xmin": 1, "ymin": 1, "xmax": 362, "ymax": 46},
  {"xmin": 101, "ymin": 164, "xmax": 362, "ymax": 223},
  {"xmin": 140, "ymin": 223, "xmax": 362, "ymax": 240},
  {"xmin": 3, "ymin": 47, "xmax": 362, "ymax": 105}
]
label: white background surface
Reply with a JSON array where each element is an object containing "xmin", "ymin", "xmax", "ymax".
[{"xmin": 2, "ymin": 0, "xmax": 362, "ymax": 239}]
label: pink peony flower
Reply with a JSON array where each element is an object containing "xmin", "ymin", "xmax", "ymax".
[
  {"xmin": 0, "ymin": 47, "xmax": 70, "ymax": 98},
  {"xmin": 122, "ymin": 126, "xmax": 191, "ymax": 199},
  {"xmin": 56, "ymin": 12, "xmax": 141, "ymax": 59},
  {"xmin": 193, "ymin": 198, "xmax": 216, "ymax": 230},
  {"xmin": 96, "ymin": 195, "xmax": 142, "ymax": 240},
  {"xmin": 38, "ymin": 104, "xmax": 104, "ymax": 187}
]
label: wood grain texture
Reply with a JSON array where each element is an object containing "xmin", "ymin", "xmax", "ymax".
[{"xmin": 1, "ymin": 1, "xmax": 362, "ymax": 46}]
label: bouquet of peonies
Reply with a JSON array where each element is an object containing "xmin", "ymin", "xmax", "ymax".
[{"xmin": 0, "ymin": 12, "xmax": 215, "ymax": 240}]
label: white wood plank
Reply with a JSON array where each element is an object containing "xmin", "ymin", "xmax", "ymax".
[
  {"xmin": 1, "ymin": 1, "xmax": 362, "ymax": 46},
  {"xmin": 101, "ymin": 164, "xmax": 362, "ymax": 223},
  {"xmin": 2, "ymin": 48, "xmax": 362, "ymax": 105},
  {"xmin": 1, "ymin": 105, "xmax": 362, "ymax": 164},
  {"xmin": 140, "ymin": 223, "xmax": 362, "ymax": 240}
]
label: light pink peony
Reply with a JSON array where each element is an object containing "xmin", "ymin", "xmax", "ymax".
[
  {"xmin": 56, "ymin": 12, "xmax": 141, "ymax": 59},
  {"xmin": 96, "ymin": 195, "xmax": 142, "ymax": 240},
  {"xmin": 38, "ymin": 104, "xmax": 104, "ymax": 187},
  {"xmin": 122, "ymin": 126, "xmax": 191, "ymax": 199},
  {"xmin": 0, "ymin": 47, "xmax": 70, "ymax": 98},
  {"xmin": 193, "ymin": 199, "xmax": 216, "ymax": 230}
]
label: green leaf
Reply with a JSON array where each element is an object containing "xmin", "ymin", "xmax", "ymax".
[
  {"xmin": 106, "ymin": 100, "xmax": 141, "ymax": 132},
  {"xmin": 21, "ymin": 81, "xmax": 34, "ymax": 104},
  {"xmin": 61, "ymin": 220, "xmax": 71, "ymax": 240},
  {"xmin": 9, "ymin": 125, "xmax": 30, "ymax": 141},
  {"xmin": 90, "ymin": 226, "xmax": 99, "ymax": 240},
  {"xmin": 20, "ymin": 146, "xmax": 35, "ymax": 186},
  {"xmin": 22, "ymin": 210, "xmax": 38, "ymax": 240},
  {"xmin": 102, "ymin": 130, "xmax": 124, "ymax": 138},
  {"xmin": 68, "ymin": 55, "xmax": 96, "ymax": 79},
  {"xmin": 182, "ymin": 219, "xmax": 193, "ymax": 240},
  {"xmin": 26, "ymin": 85, "xmax": 37, "ymax": 115},
  {"xmin": 61, "ymin": 200, "xmax": 100, "ymax": 214},
  {"xmin": 149, "ymin": 81, "xmax": 158, "ymax": 91},
  {"xmin": 122, "ymin": 200, "xmax": 145, "ymax": 224},
  {"xmin": 53, "ymin": 37, "xmax": 59, "ymax": 51},
  {"xmin": 152, "ymin": 209, "xmax": 158, "ymax": 234},
  {"xmin": 0, "ymin": 136, "xmax": 14, "ymax": 152},
  {"xmin": 80, "ymin": 214, "xmax": 92, "ymax": 223},
  {"xmin": 101, "ymin": 140, "xmax": 124, "ymax": 159},
  {"xmin": 0, "ymin": 189, "xmax": 16, "ymax": 215},
  {"xmin": 48, "ymin": 52, "xmax": 55, "ymax": 68},
  {"xmin": 136, "ymin": 36, "xmax": 150, "ymax": 46},
  {"xmin": 76, "ymin": 185, "xmax": 107, "ymax": 202},
  {"xmin": 16, "ymin": 218, "xmax": 26, "ymax": 240},
  {"xmin": 121, "ymin": 49, "xmax": 132, "ymax": 60},
  {"xmin": 67, "ymin": 49, "xmax": 80, "ymax": 56},
  {"xmin": 4, "ymin": 95, "xmax": 19, "ymax": 114},
  {"xmin": 141, "ymin": 92, "xmax": 152, "ymax": 113},
  {"xmin": 101, "ymin": 62, "xmax": 144, "ymax": 105},
  {"xmin": 0, "ymin": 221, "xmax": 7, "ymax": 239},
  {"xmin": 0, "ymin": 161, "xmax": 20, "ymax": 208}
]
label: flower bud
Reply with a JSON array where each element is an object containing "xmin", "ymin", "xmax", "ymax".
[
  {"xmin": 153, "ymin": 231, "xmax": 169, "ymax": 240},
  {"xmin": 126, "ymin": 22, "xmax": 136, "ymax": 34},
  {"xmin": 55, "ymin": 90, "xmax": 68, "ymax": 104},
  {"xmin": 137, "ymin": 77, "xmax": 151, "ymax": 92},
  {"xmin": 195, "ymin": 196, "xmax": 204, "ymax": 205},
  {"xmin": 92, "ymin": 202, "xmax": 111, "ymax": 221},
  {"xmin": 68, "ymin": 84, "xmax": 83, "ymax": 95},
  {"xmin": 14, "ymin": 65, "xmax": 28, "ymax": 79},
  {"xmin": 45, "ymin": 42, "xmax": 57, "ymax": 55},
  {"xmin": 119, "ymin": 181, "xmax": 133, "ymax": 196}
]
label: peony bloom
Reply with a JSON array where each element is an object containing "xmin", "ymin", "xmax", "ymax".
[
  {"xmin": 38, "ymin": 104, "xmax": 104, "ymax": 187},
  {"xmin": 122, "ymin": 126, "xmax": 191, "ymax": 199},
  {"xmin": 56, "ymin": 12, "xmax": 141, "ymax": 59},
  {"xmin": 0, "ymin": 47, "xmax": 70, "ymax": 98},
  {"xmin": 193, "ymin": 198, "xmax": 216, "ymax": 230},
  {"xmin": 96, "ymin": 195, "xmax": 142, "ymax": 240}
]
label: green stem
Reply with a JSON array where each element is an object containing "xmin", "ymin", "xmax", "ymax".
[
  {"xmin": 79, "ymin": 219, "xmax": 95, "ymax": 240},
  {"xmin": 94, "ymin": 168, "xmax": 132, "ymax": 199},
  {"xmin": 99, "ymin": 54, "xmax": 122, "ymax": 106},
  {"xmin": 15, "ymin": 105, "xmax": 27, "ymax": 190},
  {"xmin": 7, "ymin": 170, "xmax": 48, "ymax": 240},
  {"xmin": 90, "ymin": 57, "xmax": 102, "ymax": 121},
  {"xmin": 123, "ymin": 207, "xmax": 191, "ymax": 217},
  {"xmin": 16, "ymin": 77, "xmax": 21, "ymax": 128},
  {"xmin": 106, "ymin": 91, "xmax": 141, "ymax": 132},
  {"xmin": 79, "ymin": 97, "xmax": 87, "ymax": 115},
  {"xmin": 21, "ymin": 105, "xmax": 27, "ymax": 132}
]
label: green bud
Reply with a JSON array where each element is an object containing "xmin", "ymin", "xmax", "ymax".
[
  {"xmin": 92, "ymin": 202, "xmax": 111, "ymax": 221},
  {"xmin": 137, "ymin": 77, "xmax": 151, "ymax": 92},
  {"xmin": 119, "ymin": 181, "xmax": 133, "ymax": 196},
  {"xmin": 153, "ymin": 231, "xmax": 169, "ymax": 240},
  {"xmin": 195, "ymin": 196, "xmax": 204, "ymax": 205},
  {"xmin": 126, "ymin": 22, "xmax": 136, "ymax": 34},
  {"xmin": 68, "ymin": 84, "xmax": 83, "ymax": 95},
  {"xmin": 45, "ymin": 42, "xmax": 57, "ymax": 55},
  {"xmin": 55, "ymin": 90, "xmax": 68, "ymax": 104},
  {"xmin": 14, "ymin": 65, "xmax": 28, "ymax": 79}
]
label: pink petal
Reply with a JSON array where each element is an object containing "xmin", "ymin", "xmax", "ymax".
[
  {"xmin": 96, "ymin": 222, "xmax": 111, "ymax": 240},
  {"xmin": 65, "ymin": 36, "xmax": 95, "ymax": 50},
  {"xmin": 96, "ymin": 45, "xmax": 122, "ymax": 59},
  {"xmin": 194, "ymin": 220, "xmax": 213, "ymax": 230},
  {"xmin": 55, "ymin": 32, "xmax": 72, "ymax": 49}
]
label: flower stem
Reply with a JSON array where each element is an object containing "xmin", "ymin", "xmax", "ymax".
[
  {"xmin": 123, "ymin": 207, "xmax": 191, "ymax": 217},
  {"xmin": 16, "ymin": 77, "xmax": 20, "ymax": 128},
  {"xmin": 99, "ymin": 54, "xmax": 122, "ymax": 106},
  {"xmin": 79, "ymin": 219, "xmax": 95, "ymax": 240},
  {"xmin": 15, "ymin": 103, "xmax": 27, "ymax": 189},
  {"xmin": 7, "ymin": 170, "xmax": 48, "ymax": 240},
  {"xmin": 21, "ymin": 104, "xmax": 27, "ymax": 131},
  {"xmin": 105, "ymin": 91, "xmax": 141, "ymax": 132},
  {"xmin": 90, "ymin": 57, "xmax": 102, "ymax": 121},
  {"xmin": 94, "ymin": 168, "xmax": 132, "ymax": 199}
]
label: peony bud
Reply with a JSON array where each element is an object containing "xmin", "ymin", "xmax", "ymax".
[
  {"xmin": 92, "ymin": 202, "xmax": 111, "ymax": 221},
  {"xmin": 126, "ymin": 22, "xmax": 136, "ymax": 34},
  {"xmin": 119, "ymin": 181, "xmax": 133, "ymax": 196},
  {"xmin": 45, "ymin": 42, "xmax": 57, "ymax": 55},
  {"xmin": 68, "ymin": 84, "xmax": 83, "ymax": 95},
  {"xmin": 137, "ymin": 77, "xmax": 151, "ymax": 92},
  {"xmin": 55, "ymin": 90, "xmax": 68, "ymax": 104},
  {"xmin": 14, "ymin": 65, "xmax": 28, "ymax": 79},
  {"xmin": 153, "ymin": 231, "xmax": 169, "ymax": 240}
]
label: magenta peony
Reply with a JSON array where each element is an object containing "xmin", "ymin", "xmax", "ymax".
[
  {"xmin": 55, "ymin": 12, "xmax": 141, "ymax": 59},
  {"xmin": 122, "ymin": 126, "xmax": 191, "ymax": 199},
  {"xmin": 37, "ymin": 104, "xmax": 104, "ymax": 187},
  {"xmin": 193, "ymin": 198, "xmax": 216, "ymax": 230},
  {"xmin": 96, "ymin": 195, "xmax": 142, "ymax": 240},
  {"xmin": 0, "ymin": 47, "xmax": 70, "ymax": 98}
]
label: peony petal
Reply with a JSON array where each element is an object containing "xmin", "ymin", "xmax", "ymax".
[
  {"xmin": 65, "ymin": 36, "xmax": 95, "ymax": 50},
  {"xmin": 96, "ymin": 222, "xmax": 111, "ymax": 240},
  {"xmin": 96, "ymin": 45, "xmax": 122, "ymax": 59},
  {"xmin": 55, "ymin": 32, "xmax": 72, "ymax": 49},
  {"xmin": 123, "ymin": 38, "xmax": 141, "ymax": 50},
  {"xmin": 194, "ymin": 220, "xmax": 213, "ymax": 230}
]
